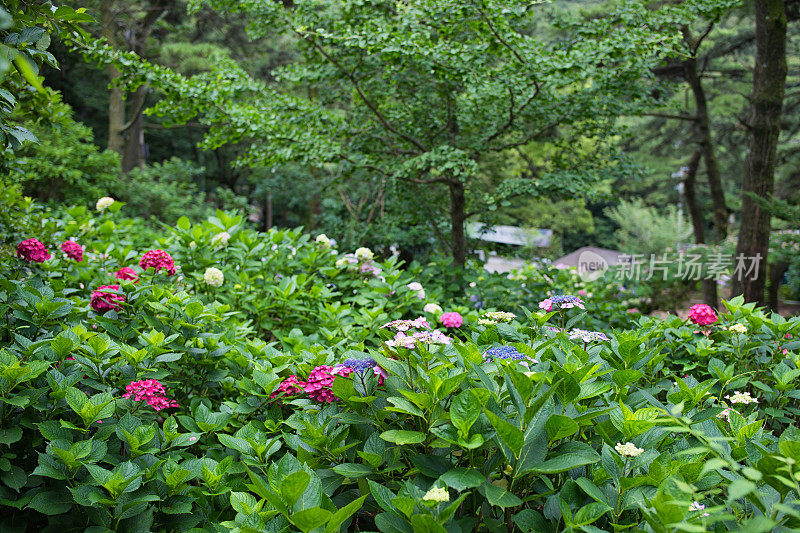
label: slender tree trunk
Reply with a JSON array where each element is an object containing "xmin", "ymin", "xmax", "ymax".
[
  {"xmin": 449, "ymin": 181, "xmax": 467, "ymax": 267},
  {"xmin": 683, "ymin": 52, "xmax": 728, "ymax": 241},
  {"xmin": 683, "ymin": 149, "xmax": 719, "ymax": 306},
  {"xmin": 732, "ymin": 0, "xmax": 787, "ymax": 304},
  {"xmin": 767, "ymin": 260, "xmax": 788, "ymax": 311},
  {"xmin": 101, "ymin": 0, "xmax": 124, "ymax": 159},
  {"xmin": 121, "ymin": 86, "xmax": 147, "ymax": 173}
]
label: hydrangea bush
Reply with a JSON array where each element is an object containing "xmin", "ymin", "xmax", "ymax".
[{"xmin": 1, "ymin": 198, "xmax": 800, "ymax": 532}]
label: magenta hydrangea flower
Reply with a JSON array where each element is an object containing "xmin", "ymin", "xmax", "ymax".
[
  {"xmin": 113, "ymin": 267, "xmax": 139, "ymax": 283},
  {"xmin": 688, "ymin": 304, "xmax": 717, "ymax": 326},
  {"xmin": 122, "ymin": 379, "xmax": 179, "ymax": 411},
  {"xmin": 271, "ymin": 376, "xmax": 303, "ymax": 400},
  {"xmin": 440, "ymin": 312, "xmax": 463, "ymax": 328},
  {"xmin": 61, "ymin": 240, "xmax": 84, "ymax": 262},
  {"xmin": 17, "ymin": 238, "xmax": 51, "ymax": 263},
  {"xmin": 139, "ymin": 249, "xmax": 177, "ymax": 275},
  {"xmin": 90, "ymin": 285, "xmax": 125, "ymax": 313},
  {"xmin": 303, "ymin": 365, "xmax": 338, "ymax": 403}
]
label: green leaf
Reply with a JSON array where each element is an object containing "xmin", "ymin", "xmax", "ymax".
[
  {"xmin": 451, "ymin": 390, "xmax": 481, "ymax": 438},
  {"xmin": 27, "ymin": 490, "xmax": 72, "ymax": 515},
  {"xmin": 480, "ymin": 482, "xmax": 522, "ymax": 508},
  {"xmin": 485, "ymin": 409, "xmax": 523, "ymax": 458},
  {"xmin": 380, "ymin": 430, "xmax": 426, "ymax": 445},
  {"xmin": 332, "ymin": 463, "xmax": 373, "ymax": 478},
  {"xmin": 545, "ymin": 414, "xmax": 579, "ymax": 442},
  {"xmin": 281, "ymin": 471, "xmax": 311, "ymax": 508},
  {"xmin": 410, "ymin": 514, "xmax": 447, "ymax": 533},
  {"xmin": 290, "ymin": 507, "xmax": 332, "ymax": 531},
  {"xmin": 439, "ymin": 468, "xmax": 485, "ymax": 491},
  {"xmin": 325, "ymin": 494, "xmax": 366, "ymax": 533}
]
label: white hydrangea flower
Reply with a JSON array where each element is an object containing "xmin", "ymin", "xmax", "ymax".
[
  {"xmin": 422, "ymin": 486, "xmax": 449, "ymax": 503},
  {"xmin": 717, "ymin": 408, "xmax": 731, "ymax": 420},
  {"xmin": 189, "ymin": 241, "xmax": 196, "ymax": 249},
  {"xmin": 729, "ymin": 323, "xmax": 747, "ymax": 334},
  {"xmin": 424, "ymin": 303, "xmax": 443, "ymax": 315},
  {"xmin": 203, "ymin": 267, "xmax": 224, "ymax": 288},
  {"xmin": 211, "ymin": 232, "xmax": 231, "ymax": 248},
  {"xmin": 315, "ymin": 234, "xmax": 332, "ymax": 247},
  {"xmin": 615, "ymin": 442, "xmax": 644, "ymax": 457},
  {"xmin": 96, "ymin": 196, "xmax": 115, "ymax": 211},
  {"xmin": 725, "ymin": 391, "xmax": 758, "ymax": 405},
  {"xmin": 354, "ymin": 247, "xmax": 374, "ymax": 261}
]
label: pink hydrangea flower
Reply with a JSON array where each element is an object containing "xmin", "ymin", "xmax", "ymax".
[
  {"xmin": 61, "ymin": 240, "xmax": 84, "ymax": 262},
  {"xmin": 538, "ymin": 299, "xmax": 553, "ymax": 312},
  {"xmin": 271, "ymin": 376, "xmax": 304, "ymax": 401},
  {"xmin": 90, "ymin": 285, "xmax": 125, "ymax": 313},
  {"xmin": 440, "ymin": 312, "xmax": 463, "ymax": 328},
  {"xmin": 122, "ymin": 379, "xmax": 179, "ymax": 411},
  {"xmin": 139, "ymin": 249, "xmax": 177, "ymax": 275},
  {"xmin": 303, "ymin": 365, "xmax": 338, "ymax": 403},
  {"xmin": 113, "ymin": 267, "xmax": 139, "ymax": 283},
  {"xmin": 688, "ymin": 304, "xmax": 717, "ymax": 326},
  {"xmin": 17, "ymin": 238, "xmax": 51, "ymax": 263}
]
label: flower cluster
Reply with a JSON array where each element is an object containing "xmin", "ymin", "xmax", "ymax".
[
  {"xmin": 139, "ymin": 249, "xmax": 177, "ymax": 275},
  {"xmin": 483, "ymin": 311, "xmax": 516, "ymax": 323},
  {"xmin": 728, "ymin": 323, "xmax": 747, "ymax": 334},
  {"xmin": 301, "ymin": 365, "xmax": 338, "ymax": 403},
  {"xmin": 17, "ymin": 238, "xmax": 51, "ymax": 263},
  {"xmin": 122, "ymin": 379, "xmax": 179, "ymax": 411},
  {"xmin": 336, "ymin": 357, "xmax": 387, "ymax": 384},
  {"xmin": 483, "ymin": 346, "xmax": 536, "ymax": 364},
  {"xmin": 96, "ymin": 196, "xmax": 115, "ymax": 211},
  {"xmin": 113, "ymin": 267, "xmax": 139, "ymax": 282},
  {"xmin": 211, "ymin": 232, "xmax": 231, "ymax": 248},
  {"xmin": 354, "ymin": 247, "xmax": 374, "ymax": 261},
  {"xmin": 689, "ymin": 501, "xmax": 710, "ymax": 517},
  {"xmin": 725, "ymin": 391, "xmax": 758, "ymax": 405},
  {"xmin": 386, "ymin": 329, "xmax": 451, "ymax": 348},
  {"xmin": 61, "ymin": 240, "xmax": 83, "ymax": 262},
  {"xmin": 407, "ymin": 282, "xmax": 425, "ymax": 300},
  {"xmin": 315, "ymin": 234, "xmax": 332, "ymax": 247},
  {"xmin": 270, "ymin": 376, "xmax": 303, "ymax": 399},
  {"xmin": 615, "ymin": 442, "xmax": 644, "ymax": 457},
  {"xmin": 422, "ymin": 486, "xmax": 449, "ymax": 503},
  {"xmin": 204, "ymin": 267, "xmax": 224, "ymax": 287},
  {"xmin": 423, "ymin": 303, "xmax": 443, "ymax": 315},
  {"xmin": 538, "ymin": 295, "xmax": 585, "ymax": 312},
  {"xmin": 90, "ymin": 285, "xmax": 125, "ymax": 313},
  {"xmin": 381, "ymin": 317, "xmax": 430, "ymax": 331},
  {"xmin": 336, "ymin": 248, "xmax": 383, "ymax": 279},
  {"xmin": 568, "ymin": 329, "xmax": 609, "ymax": 342},
  {"xmin": 440, "ymin": 312, "xmax": 463, "ymax": 328},
  {"xmin": 688, "ymin": 304, "xmax": 717, "ymax": 326}
]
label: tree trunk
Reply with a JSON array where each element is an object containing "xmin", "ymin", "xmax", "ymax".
[
  {"xmin": 683, "ymin": 51, "xmax": 728, "ymax": 241},
  {"xmin": 101, "ymin": 0, "xmax": 124, "ymax": 159},
  {"xmin": 449, "ymin": 181, "xmax": 467, "ymax": 267},
  {"xmin": 683, "ymin": 149, "xmax": 719, "ymax": 306},
  {"xmin": 121, "ymin": 86, "xmax": 147, "ymax": 173},
  {"xmin": 732, "ymin": 0, "xmax": 787, "ymax": 304},
  {"xmin": 767, "ymin": 260, "xmax": 788, "ymax": 312}
]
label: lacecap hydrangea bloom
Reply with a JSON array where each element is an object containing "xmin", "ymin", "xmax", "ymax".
[
  {"xmin": 204, "ymin": 267, "xmax": 224, "ymax": 287},
  {"xmin": 211, "ymin": 232, "xmax": 231, "ymax": 248},
  {"xmin": 688, "ymin": 303, "xmax": 717, "ymax": 326},
  {"xmin": 483, "ymin": 346, "xmax": 537, "ymax": 364},
  {"xmin": 483, "ymin": 311, "xmax": 516, "ymax": 322},
  {"xmin": 381, "ymin": 317, "xmax": 430, "ymax": 331},
  {"xmin": 17, "ymin": 238, "xmax": 51, "ymax": 263},
  {"xmin": 538, "ymin": 295, "xmax": 585, "ymax": 312},
  {"xmin": 61, "ymin": 240, "xmax": 84, "ymax": 262},
  {"xmin": 615, "ymin": 442, "xmax": 644, "ymax": 457},
  {"xmin": 568, "ymin": 329, "xmax": 609, "ymax": 342},
  {"xmin": 113, "ymin": 267, "xmax": 139, "ymax": 283},
  {"xmin": 354, "ymin": 247, "xmax": 374, "ymax": 261},
  {"xmin": 725, "ymin": 391, "xmax": 758, "ymax": 405},
  {"xmin": 139, "ymin": 249, "xmax": 177, "ymax": 275},
  {"xmin": 95, "ymin": 196, "xmax": 115, "ymax": 211},
  {"xmin": 440, "ymin": 312, "xmax": 463, "ymax": 328},
  {"xmin": 90, "ymin": 285, "xmax": 125, "ymax": 313}
]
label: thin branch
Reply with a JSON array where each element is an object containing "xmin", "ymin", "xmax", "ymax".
[{"xmin": 643, "ymin": 112, "xmax": 698, "ymax": 121}]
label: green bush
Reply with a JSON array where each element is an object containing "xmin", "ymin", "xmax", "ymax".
[{"xmin": 1, "ymin": 199, "xmax": 800, "ymax": 532}]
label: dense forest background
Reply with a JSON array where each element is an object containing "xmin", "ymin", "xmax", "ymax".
[{"xmin": 3, "ymin": 0, "xmax": 799, "ymax": 281}]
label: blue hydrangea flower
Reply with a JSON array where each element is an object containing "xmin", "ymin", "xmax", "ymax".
[
  {"xmin": 342, "ymin": 357, "xmax": 377, "ymax": 374},
  {"xmin": 568, "ymin": 329, "xmax": 609, "ymax": 342},
  {"xmin": 484, "ymin": 346, "xmax": 528, "ymax": 362}
]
